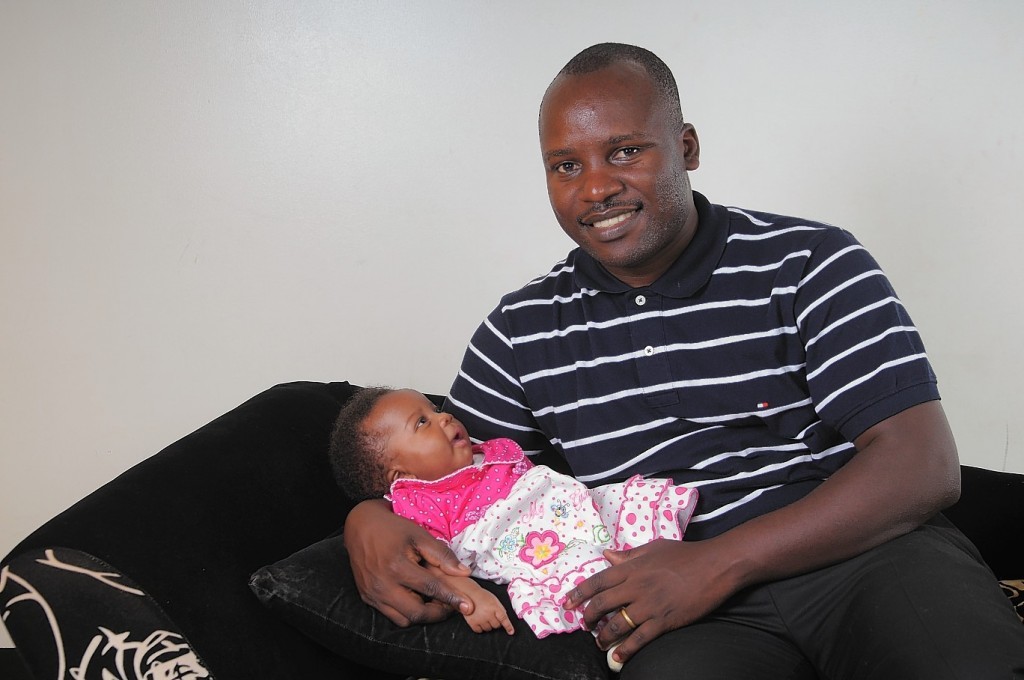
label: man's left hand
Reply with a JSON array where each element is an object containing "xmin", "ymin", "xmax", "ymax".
[{"xmin": 562, "ymin": 538, "xmax": 740, "ymax": 666}]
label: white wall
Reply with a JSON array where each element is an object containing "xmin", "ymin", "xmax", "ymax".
[{"xmin": 2, "ymin": 0, "xmax": 1022, "ymax": 646}]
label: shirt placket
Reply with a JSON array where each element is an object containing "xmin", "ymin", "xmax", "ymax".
[{"xmin": 629, "ymin": 291, "xmax": 679, "ymax": 407}]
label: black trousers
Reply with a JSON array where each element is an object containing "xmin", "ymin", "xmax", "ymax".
[{"xmin": 621, "ymin": 516, "xmax": 1024, "ymax": 680}]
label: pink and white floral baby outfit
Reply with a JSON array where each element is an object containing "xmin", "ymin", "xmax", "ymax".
[{"xmin": 388, "ymin": 438, "xmax": 698, "ymax": 638}]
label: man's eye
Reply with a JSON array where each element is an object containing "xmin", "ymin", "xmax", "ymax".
[
  {"xmin": 554, "ymin": 161, "xmax": 578, "ymax": 174},
  {"xmin": 613, "ymin": 147, "xmax": 641, "ymax": 160}
]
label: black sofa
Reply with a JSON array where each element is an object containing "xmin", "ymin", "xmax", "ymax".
[{"xmin": 2, "ymin": 381, "xmax": 1021, "ymax": 679}]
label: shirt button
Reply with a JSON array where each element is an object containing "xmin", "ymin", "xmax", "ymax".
[
  {"xmin": 644, "ymin": 346, "xmax": 655, "ymax": 356},
  {"xmin": 635, "ymin": 295, "xmax": 647, "ymax": 306}
]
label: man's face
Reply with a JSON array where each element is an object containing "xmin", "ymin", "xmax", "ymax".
[{"xmin": 539, "ymin": 62, "xmax": 700, "ymax": 287}]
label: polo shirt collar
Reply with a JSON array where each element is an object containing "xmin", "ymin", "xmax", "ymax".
[{"xmin": 572, "ymin": 191, "xmax": 728, "ymax": 298}]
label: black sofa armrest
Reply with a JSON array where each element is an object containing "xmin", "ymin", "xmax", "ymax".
[
  {"xmin": 944, "ymin": 465, "xmax": 1024, "ymax": 581},
  {"xmin": 1, "ymin": 381, "xmax": 402, "ymax": 680}
]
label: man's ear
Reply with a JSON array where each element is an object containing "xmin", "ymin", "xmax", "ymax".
[{"xmin": 679, "ymin": 122, "xmax": 700, "ymax": 171}]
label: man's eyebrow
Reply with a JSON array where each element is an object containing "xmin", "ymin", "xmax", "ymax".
[
  {"xmin": 542, "ymin": 132, "xmax": 650, "ymax": 162},
  {"xmin": 543, "ymin": 147, "xmax": 573, "ymax": 162},
  {"xmin": 608, "ymin": 131, "xmax": 649, "ymax": 145}
]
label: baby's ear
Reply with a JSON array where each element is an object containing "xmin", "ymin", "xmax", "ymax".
[{"xmin": 388, "ymin": 469, "xmax": 413, "ymax": 484}]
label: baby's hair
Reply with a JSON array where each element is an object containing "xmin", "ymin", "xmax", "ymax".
[{"xmin": 329, "ymin": 386, "xmax": 396, "ymax": 501}]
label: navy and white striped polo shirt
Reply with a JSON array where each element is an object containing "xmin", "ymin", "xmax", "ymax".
[{"xmin": 445, "ymin": 192, "xmax": 939, "ymax": 540}]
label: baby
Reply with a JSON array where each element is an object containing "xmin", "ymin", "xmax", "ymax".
[{"xmin": 329, "ymin": 387, "xmax": 698, "ymax": 651}]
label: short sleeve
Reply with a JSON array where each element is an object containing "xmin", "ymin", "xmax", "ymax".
[
  {"xmin": 389, "ymin": 487, "xmax": 453, "ymax": 543},
  {"xmin": 446, "ymin": 308, "xmax": 564, "ymax": 469},
  {"xmin": 794, "ymin": 229, "xmax": 938, "ymax": 440}
]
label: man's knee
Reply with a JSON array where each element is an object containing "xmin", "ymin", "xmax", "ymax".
[
  {"xmin": 802, "ymin": 523, "xmax": 1024, "ymax": 679},
  {"xmin": 620, "ymin": 620, "xmax": 816, "ymax": 680}
]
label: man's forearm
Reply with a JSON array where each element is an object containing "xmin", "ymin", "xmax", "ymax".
[
  {"xmin": 707, "ymin": 400, "xmax": 960, "ymax": 593},
  {"xmin": 344, "ymin": 498, "xmax": 474, "ymax": 626}
]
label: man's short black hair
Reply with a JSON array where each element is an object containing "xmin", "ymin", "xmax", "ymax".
[
  {"xmin": 556, "ymin": 42, "xmax": 685, "ymax": 130},
  {"xmin": 329, "ymin": 386, "xmax": 395, "ymax": 501}
]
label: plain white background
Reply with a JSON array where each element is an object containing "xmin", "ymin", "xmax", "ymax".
[{"xmin": 2, "ymin": 1, "xmax": 1022, "ymax": 648}]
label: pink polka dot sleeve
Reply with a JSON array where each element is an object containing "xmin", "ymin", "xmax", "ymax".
[{"xmin": 390, "ymin": 487, "xmax": 453, "ymax": 543}]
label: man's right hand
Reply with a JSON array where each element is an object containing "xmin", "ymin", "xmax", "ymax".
[{"xmin": 343, "ymin": 499, "xmax": 476, "ymax": 626}]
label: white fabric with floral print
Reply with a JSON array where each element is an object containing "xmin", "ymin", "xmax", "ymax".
[{"xmin": 390, "ymin": 439, "xmax": 697, "ymax": 637}]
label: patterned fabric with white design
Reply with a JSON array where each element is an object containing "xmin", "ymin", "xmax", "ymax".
[{"xmin": 0, "ymin": 548, "xmax": 212, "ymax": 680}]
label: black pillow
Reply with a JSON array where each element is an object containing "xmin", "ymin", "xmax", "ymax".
[{"xmin": 249, "ymin": 534, "xmax": 609, "ymax": 680}]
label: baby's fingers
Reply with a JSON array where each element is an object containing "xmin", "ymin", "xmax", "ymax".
[{"xmin": 498, "ymin": 610, "xmax": 516, "ymax": 635}]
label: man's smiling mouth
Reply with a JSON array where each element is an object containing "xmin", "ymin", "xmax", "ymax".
[{"xmin": 593, "ymin": 211, "xmax": 635, "ymax": 229}]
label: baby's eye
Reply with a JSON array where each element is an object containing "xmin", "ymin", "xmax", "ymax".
[{"xmin": 417, "ymin": 416, "xmax": 429, "ymax": 427}]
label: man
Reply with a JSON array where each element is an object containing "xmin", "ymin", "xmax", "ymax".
[{"xmin": 344, "ymin": 43, "xmax": 1024, "ymax": 677}]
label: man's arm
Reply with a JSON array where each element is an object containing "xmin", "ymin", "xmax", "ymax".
[
  {"xmin": 565, "ymin": 399, "xmax": 960, "ymax": 664},
  {"xmin": 343, "ymin": 499, "xmax": 477, "ymax": 626}
]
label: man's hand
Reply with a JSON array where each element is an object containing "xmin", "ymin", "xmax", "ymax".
[
  {"xmin": 344, "ymin": 499, "xmax": 476, "ymax": 626},
  {"xmin": 562, "ymin": 539, "xmax": 737, "ymax": 662}
]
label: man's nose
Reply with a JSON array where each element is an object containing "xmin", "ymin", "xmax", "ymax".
[{"xmin": 582, "ymin": 165, "xmax": 624, "ymax": 202}]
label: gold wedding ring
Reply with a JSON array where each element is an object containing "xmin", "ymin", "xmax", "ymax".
[{"xmin": 620, "ymin": 607, "xmax": 638, "ymax": 630}]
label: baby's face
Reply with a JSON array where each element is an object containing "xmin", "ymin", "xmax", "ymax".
[{"xmin": 367, "ymin": 389, "xmax": 475, "ymax": 485}]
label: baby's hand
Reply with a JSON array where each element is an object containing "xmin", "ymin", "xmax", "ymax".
[
  {"xmin": 422, "ymin": 563, "xmax": 515, "ymax": 635},
  {"xmin": 464, "ymin": 589, "xmax": 515, "ymax": 635}
]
